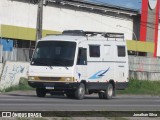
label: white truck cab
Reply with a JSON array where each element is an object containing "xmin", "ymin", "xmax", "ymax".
[{"xmin": 28, "ymin": 30, "xmax": 129, "ymax": 100}]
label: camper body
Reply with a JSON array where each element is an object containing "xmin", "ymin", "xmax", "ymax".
[{"xmin": 28, "ymin": 30, "xmax": 129, "ymax": 99}]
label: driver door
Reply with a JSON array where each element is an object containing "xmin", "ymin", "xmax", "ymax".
[{"xmin": 76, "ymin": 48, "xmax": 87, "ymax": 80}]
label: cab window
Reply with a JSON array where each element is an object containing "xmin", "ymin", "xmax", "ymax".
[{"xmin": 77, "ymin": 48, "xmax": 87, "ymax": 65}]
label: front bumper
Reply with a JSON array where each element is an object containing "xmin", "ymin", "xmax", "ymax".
[{"xmin": 28, "ymin": 81, "xmax": 80, "ymax": 90}]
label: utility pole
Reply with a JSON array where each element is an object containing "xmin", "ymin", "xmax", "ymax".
[{"xmin": 36, "ymin": 0, "xmax": 44, "ymax": 42}]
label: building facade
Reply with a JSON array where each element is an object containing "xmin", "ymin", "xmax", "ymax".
[
  {"xmin": 0, "ymin": 0, "xmax": 137, "ymax": 46},
  {"xmin": 1, "ymin": 0, "xmax": 160, "ymax": 61}
]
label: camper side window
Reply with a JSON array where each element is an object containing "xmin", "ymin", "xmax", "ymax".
[
  {"xmin": 89, "ymin": 45, "xmax": 100, "ymax": 57},
  {"xmin": 117, "ymin": 46, "xmax": 126, "ymax": 57}
]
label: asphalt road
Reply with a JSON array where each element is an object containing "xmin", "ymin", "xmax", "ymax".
[{"xmin": 0, "ymin": 91, "xmax": 160, "ymax": 111}]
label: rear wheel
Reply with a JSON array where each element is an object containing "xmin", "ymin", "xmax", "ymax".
[
  {"xmin": 104, "ymin": 83, "xmax": 113, "ymax": 99},
  {"xmin": 75, "ymin": 83, "xmax": 85, "ymax": 100},
  {"xmin": 36, "ymin": 88, "xmax": 46, "ymax": 97}
]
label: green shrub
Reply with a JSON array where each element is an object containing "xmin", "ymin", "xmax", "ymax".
[
  {"xmin": 3, "ymin": 77, "xmax": 34, "ymax": 92},
  {"xmin": 117, "ymin": 79, "xmax": 160, "ymax": 95}
]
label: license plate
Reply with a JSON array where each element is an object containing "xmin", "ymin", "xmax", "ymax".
[{"xmin": 45, "ymin": 86, "xmax": 54, "ymax": 90}]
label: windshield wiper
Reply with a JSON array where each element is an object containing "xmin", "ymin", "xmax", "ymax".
[
  {"xmin": 32, "ymin": 60, "xmax": 53, "ymax": 70},
  {"xmin": 52, "ymin": 60, "xmax": 69, "ymax": 70}
]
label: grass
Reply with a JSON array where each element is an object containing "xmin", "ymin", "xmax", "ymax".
[
  {"xmin": 2, "ymin": 77, "xmax": 34, "ymax": 92},
  {"xmin": 117, "ymin": 79, "xmax": 160, "ymax": 95},
  {"xmin": 108, "ymin": 117, "xmax": 129, "ymax": 120}
]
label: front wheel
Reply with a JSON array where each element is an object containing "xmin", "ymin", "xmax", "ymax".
[
  {"xmin": 36, "ymin": 88, "xmax": 46, "ymax": 97},
  {"xmin": 104, "ymin": 83, "xmax": 113, "ymax": 99},
  {"xmin": 75, "ymin": 83, "xmax": 85, "ymax": 100}
]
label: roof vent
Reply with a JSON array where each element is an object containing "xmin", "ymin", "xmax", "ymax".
[{"xmin": 62, "ymin": 30, "xmax": 86, "ymax": 36}]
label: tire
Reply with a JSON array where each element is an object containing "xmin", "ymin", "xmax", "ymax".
[
  {"xmin": 98, "ymin": 92, "xmax": 104, "ymax": 99},
  {"xmin": 104, "ymin": 83, "xmax": 113, "ymax": 99},
  {"xmin": 75, "ymin": 83, "xmax": 85, "ymax": 100},
  {"xmin": 36, "ymin": 88, "xmax": 46, "ymax": 97}
]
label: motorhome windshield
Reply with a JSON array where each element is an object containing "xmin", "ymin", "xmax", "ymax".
[{"xmin": 31, "ymin": 41, "xmax": 76, "ymax": 67}]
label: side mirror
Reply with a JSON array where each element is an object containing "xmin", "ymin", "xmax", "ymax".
[{"xmin": 29, "ymin": 48, "xmax": 34, "ymax": 60}]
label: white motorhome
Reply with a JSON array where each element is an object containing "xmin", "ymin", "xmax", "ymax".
[{"xmin": 28, "ymin": 30, "xmax": 129, "ymax": 100}]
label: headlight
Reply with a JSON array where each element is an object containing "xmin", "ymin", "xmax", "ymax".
[
  {"xmin": 28, "ymin": 76, "xmax": 35, "ymax": 80},
  {"xmin": 65, "ymin": 77, "xmax": 71, "ymax": 81}
]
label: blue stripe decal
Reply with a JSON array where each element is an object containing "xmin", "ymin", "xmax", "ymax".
[
  {"xmin": 88, "ymin": 67, "xmax": 110, "ymax": 79},
  {"xmin": 76, "ymin": 72, "xmax": 81, "ymax": 79}
]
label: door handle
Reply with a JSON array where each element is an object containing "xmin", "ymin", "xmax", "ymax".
[{"xmin": 118, "ymin": 66, "xmax": 124, "ymax": 67}]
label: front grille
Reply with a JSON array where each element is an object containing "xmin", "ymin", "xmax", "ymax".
[{"xmin": 39, "ymin": 77, "xmax": 61, "ymax": 81}]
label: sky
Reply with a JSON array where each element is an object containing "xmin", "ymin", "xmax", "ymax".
[{"xmin": 87, "ymin": 0, "xmax": 142, "ymax": 10}]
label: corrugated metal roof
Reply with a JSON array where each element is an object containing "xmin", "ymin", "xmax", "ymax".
[
  {"xmin": 49, "ymin": 0, "xmax": 139, "ymax": 16},
  {"xmin": 77, "ymin": 0, "xmax": 138, "ymax": 12},
  {"xmin": 13, "ymin": 0, "xmax": 139, "ymax": 16}
]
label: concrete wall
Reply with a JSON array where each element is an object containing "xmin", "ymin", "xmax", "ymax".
[
  {"xmin": 129, "ymin": 56, "xmax": 160, "ymax": 72},
  {"xmin": 129, "ymin": 71, "xmax": 160, "ymax": 81},
  {"xmin": 0, "ymin": 0, "xmax": 133, "ymax": 40},
  {"xmin": 0, "ymin": 63, "xmax": 3, "ymax": 76},
  {"xmin": 0, "ymin": 61, "xmax": 29, "ymax": 90},
  {"xmin": 129, "ymin": 56, "xmax": 160, "ymax": 80}
]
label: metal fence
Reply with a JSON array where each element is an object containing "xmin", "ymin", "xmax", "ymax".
[
  {"xmin": 1, "ymin": 48, "xmax": 30, "ymax": 62},
  {"xmin": 0, "ymin": 45, "xmax": 2, "ymax": 63}
]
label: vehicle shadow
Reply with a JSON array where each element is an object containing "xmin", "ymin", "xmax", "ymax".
[{"xmin": 3, "ymin": 92, "xmax": 119, "ymax": 100}]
